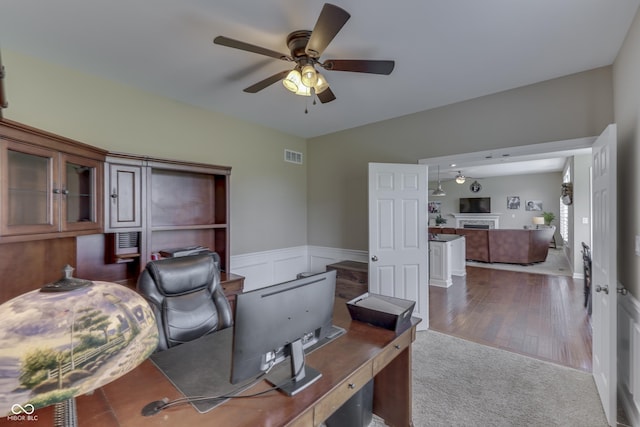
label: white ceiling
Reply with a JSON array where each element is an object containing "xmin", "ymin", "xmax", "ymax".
[
  {"xmin": 423, "ymin": 137, "xmax": 595, "ymax": 181},
  {"xmin": 1, "ymin": 0, "xmax": 638, "ymax": 141}
]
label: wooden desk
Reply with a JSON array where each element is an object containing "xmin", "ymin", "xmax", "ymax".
[{"xmin": 5, "ymin": 300, "xmax": 418, "ymax": 427}]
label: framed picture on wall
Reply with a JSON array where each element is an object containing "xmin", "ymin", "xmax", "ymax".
[
  {"xmin": 428, "ymin": 201, "xmax": 441, "ymax": 213},
  {"xmin": 525, "ymin": 200, "xmax": 543, "ymax": 211},
  {"xmin": 507, "ymin": 196, "xmax": 520, "ymax": 210}
]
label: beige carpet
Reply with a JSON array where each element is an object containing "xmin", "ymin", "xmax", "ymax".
[
  {"xmin": 371, "ymin": 330, "xmax": 606, "ymax": 427},
  {"xmin": 465, "ymin": 248, "xmax": 573, "ymax": 277}
]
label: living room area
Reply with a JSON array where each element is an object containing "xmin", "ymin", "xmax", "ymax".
[{"xmin": 425, "ymin": 149, "xmax": 592, "ymax": 279}]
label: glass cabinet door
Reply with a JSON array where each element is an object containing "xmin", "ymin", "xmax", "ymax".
[
  {"xmin": 1, "ymin": 141, "xmax": 59, "ymax": 235},
  {"xmin": 61, "ymin": 154, "xmax": 102, "ymax": 232}
]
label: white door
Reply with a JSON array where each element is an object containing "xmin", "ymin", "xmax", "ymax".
[
  {"xmin": 591, "ymin": 124, "xmax": 617, "ymax": 426},
  {"xmin": 368, "ymin": 163, "xmax": 429, "ymax": 331}
]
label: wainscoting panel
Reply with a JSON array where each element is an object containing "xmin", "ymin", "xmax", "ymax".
[
  {"xmin": 230, "ymin": 246, "xmax": 307, "ymax": 292},
  {"xmin": 619, "ymin": 289, "xmax": 640, "ymax": 427},
  {"xmin": 230, "ymin": 246, "xmax": 368, "ymax": 292}
]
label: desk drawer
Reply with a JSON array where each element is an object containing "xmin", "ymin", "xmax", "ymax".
[
  {"xmin": 314, "ymin": 360, "xmax": 373, "ymax": 424},
  {"xmin": 373, "ymin": 330, "xmax": 412, "ymax": 375}
]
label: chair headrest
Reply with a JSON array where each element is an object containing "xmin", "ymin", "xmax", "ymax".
[{"xmin": 147, "ymin": 254, "xmax": 217, "ymax": 296}]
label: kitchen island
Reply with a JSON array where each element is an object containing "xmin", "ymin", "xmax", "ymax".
[{"xmin": 429, "ymin": 233, "xmax": 466, "ymax": 287}]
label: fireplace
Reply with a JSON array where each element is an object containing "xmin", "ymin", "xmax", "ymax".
[{"xmin": 452, "ymin": 213, "xmax": 502, "ymax": 229}]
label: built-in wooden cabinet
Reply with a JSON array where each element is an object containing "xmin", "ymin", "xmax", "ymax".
[
  {"xmin": 104, "ymin": 155, "xmax": 145, "ymax": 232},
  {"xmin": 0, "ymin": 119, "xmax": 240, "ymax": 305},
  {"xmin": 103, "ymin": 154, "xmax": 231, "ymax": 274},
  {"xmin": 0, "ymin": 120, "xmax": 105, "ymax": 242}
]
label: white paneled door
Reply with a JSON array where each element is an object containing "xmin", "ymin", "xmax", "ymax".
[
  {"xmin": 368, "ymin": 163, "xmax": 429, "ymax": 331},
  {"xmin": 591, "ymin": 124, "xmax": 617, "ymax": 426}
]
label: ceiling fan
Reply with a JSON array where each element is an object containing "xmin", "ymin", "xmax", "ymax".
[{"xmin": 213, "ymin": 3, "xmax": 395, "ymax": 104}]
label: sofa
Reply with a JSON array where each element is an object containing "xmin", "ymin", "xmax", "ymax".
[{"xmin": 429, "ymin": 227, "xmax": 555, "ymax": 264}]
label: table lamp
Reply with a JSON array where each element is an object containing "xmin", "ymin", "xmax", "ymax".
[
  {"xmin": 0, "ymin": 265, "xmax": 158, "ymax": 426},
  {"xmin": 532, "ymin": 216, "xmax": 545, "ymax": 228}
]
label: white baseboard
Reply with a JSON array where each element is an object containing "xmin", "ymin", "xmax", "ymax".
[
  {"xmin": 230, "ymin": 245, "xmax": 367, "ymax": 292},
  {"xmin": 619, "ymin": 289, "xmax": 640, "ymax": 427}
]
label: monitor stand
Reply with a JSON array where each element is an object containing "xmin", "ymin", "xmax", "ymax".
[{"xmin": 266, "ymin": 339, "xmax": 321, "ymax": 396}]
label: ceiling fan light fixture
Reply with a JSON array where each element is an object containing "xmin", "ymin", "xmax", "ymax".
[
  {"xmin": 455, "ymin": 171, "xmax": 466, "ymax": 184},
  {"xmin": 283, "ymin": 69, "xmax": 311, "ymax": 96},
  {"xmin": 301, "ymin": 64, "xmax": 318, "ymax": 88},
  {"xmin": 314, "ymin": 72, "xmax": 329, "ymax": 94}
]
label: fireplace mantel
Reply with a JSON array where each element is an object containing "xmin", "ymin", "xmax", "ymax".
[{"xmin": 451, "ymin": 213, "xmax": 503, "ymax": 229}]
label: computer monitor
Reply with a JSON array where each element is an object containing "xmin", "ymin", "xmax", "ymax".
[{"xmin": 230, "ymin": 270, "xmax": 336, "ymax": 396}]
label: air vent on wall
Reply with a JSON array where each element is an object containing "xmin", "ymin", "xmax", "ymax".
[
  {"xmin": 284, "ymin": 149, "xmax": 303, "ymax": 165},
  {"xmin": 105, "ymin": 232, "xmax": 140, "ymax": 264},
  {"xmin": 118, "ymin": 231, "xmax": 139, "ymax": 249}
]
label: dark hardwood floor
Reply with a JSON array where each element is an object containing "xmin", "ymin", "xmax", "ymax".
[{"xmin": 429, "ymin": 266, "xmax": 592, "ymax": 372}]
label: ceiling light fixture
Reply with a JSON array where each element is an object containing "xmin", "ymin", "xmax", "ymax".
[
  {"xmin": 432, "ymin": 165, "xmax": 446, "ymax": 196},
  {"xmin": 455, "ymin": 171, "xmax": 466, "ymax": 184},
  {"xmin": 300, "ymin": 63, "xmax": 318, "ymax": 88},
  {"xmin": 283, "ymin": 68, "xmax": 311, "ymax": 96},
  {"xmin": 283, "ymin": 64, "xmax": 329, "ymax": 97}
]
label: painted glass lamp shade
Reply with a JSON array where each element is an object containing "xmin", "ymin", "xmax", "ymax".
[{"xmin": 0, "ymin": 271, "xmax": 158, "ymax": 422}]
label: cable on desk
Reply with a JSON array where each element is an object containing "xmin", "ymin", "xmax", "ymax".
[{"xmin": 141, "ymin": 354, "xmax": 308, "ymax": 416}]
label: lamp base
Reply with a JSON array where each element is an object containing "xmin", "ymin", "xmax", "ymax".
[{"xmin": 54, "ymin": 398, "xmax": 77, "ymax": 427}]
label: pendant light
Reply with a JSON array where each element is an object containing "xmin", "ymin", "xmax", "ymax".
[
  {"xmin": 432, "ymin": 166, "xmax": 446, "ymax": 196},
  {"xmin": 455, "ymin": 171, "xmax": 466, "ymax": 184}
]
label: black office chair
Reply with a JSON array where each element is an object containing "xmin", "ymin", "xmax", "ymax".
[{"xmin": 137, "ymin": 253, "xmax": 233, "ymax": 351}]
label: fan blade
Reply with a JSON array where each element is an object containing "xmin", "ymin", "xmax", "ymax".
[
  {"xmin": 316, "ymin": 87, "xmax": 336, "ymax": 104},
  {"xmin": 305, "ymin": 3, "xmax": 351, "ymax": 58},
  {"xmin": 243, "ymin": 70, "xmax": 291, "ymax": 93},
  {"xmin": 321, "ymin": 59, "xmax": 395, "ymax": 75},
  {"xmin": 214, "ymin": 36, "xmax": 291, "ymax": 61}
]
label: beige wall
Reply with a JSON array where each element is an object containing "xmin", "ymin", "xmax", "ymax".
[
  {"xmin": 308, "ymin": 67, "xmax": 613, "ymax": 251},
  {"xmin": 2, "ymin": 50, "xmax": 307, "ymax": 255},
  {"xmin": 613, "ymin": 7, "xmax": 640, "ymax": 298}
]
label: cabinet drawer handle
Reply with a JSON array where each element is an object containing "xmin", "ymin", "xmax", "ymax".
[
  {"xmin": 53, "ymin": 188, "xmax": 61, "ymax": 194},
  {"xmin": 111, "ymin": 191, "xmax": 118, "ymax": 199},
  {"xmin": 394, "ymin": 345, "xmax": 401, "ymax": 350},
  {"xmin": 61, "ymin": 189, "xmax": 69, "ymax": 195},
  {"xmin": 348, "ymin": 383, "xmax": 355, "ymax": 389}
]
